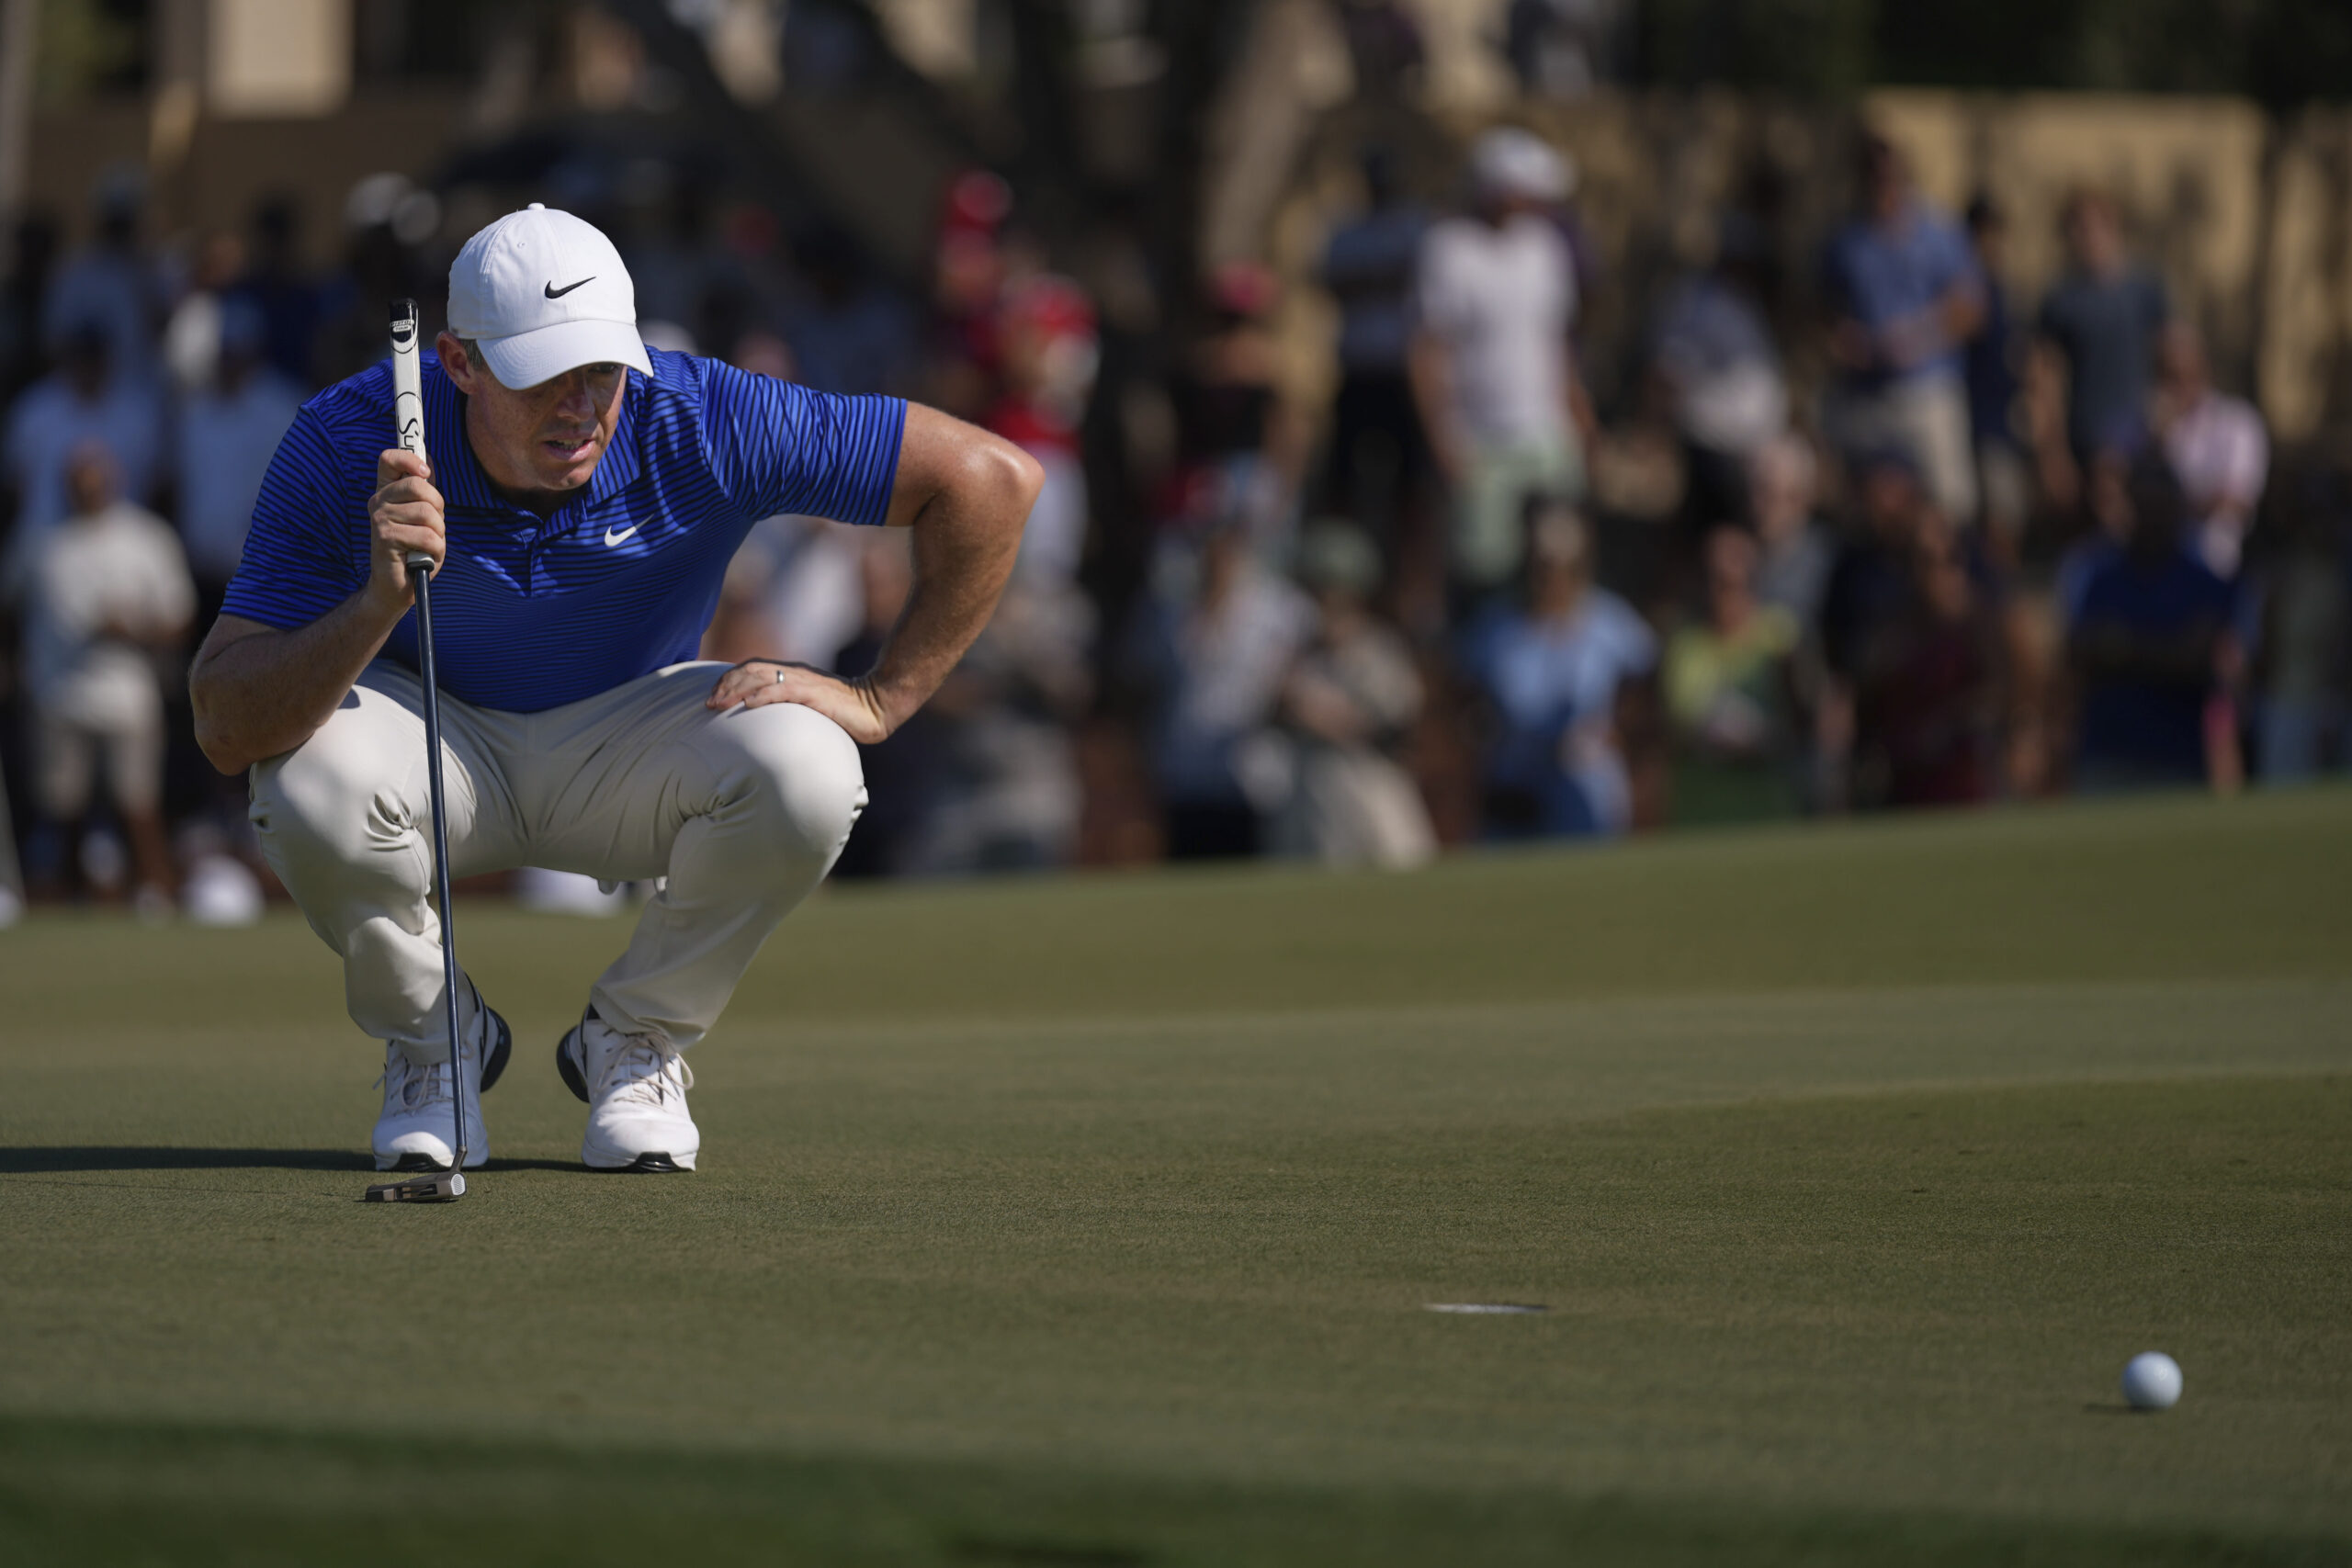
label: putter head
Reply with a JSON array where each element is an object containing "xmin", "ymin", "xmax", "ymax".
[{"xmin": 364, "ymin": 1171, "xmax": 466, "ymax": 1202}]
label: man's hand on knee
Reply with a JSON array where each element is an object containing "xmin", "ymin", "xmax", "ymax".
[{"xmin": 707, "ymin": 660, "xmax": 890, "ymax": 744}]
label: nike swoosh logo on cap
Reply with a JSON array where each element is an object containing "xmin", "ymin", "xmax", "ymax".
[
  {"xmin": 604, "ymin": 524, "xmax": 640, "ymax": 547},
  {"xmin": 544, "ymin": 276, "xmax": 595, "ymax": 299}
]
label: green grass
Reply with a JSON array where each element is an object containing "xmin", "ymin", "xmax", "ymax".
[{"xmin": 5, "ymin": 788, "xmax": 2350, "ymax": 1563}]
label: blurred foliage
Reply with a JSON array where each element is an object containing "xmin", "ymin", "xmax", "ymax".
[
  {"xmin": 1636, "ymin": 0, "xmax": 2352, "ymax": 107},
  {"xmin": 35, "ymin": 0, "xmax": 145, "ymax": 104},
  {"xmin": 1635, "ymin": 0, "xmax": 1879, "ymax": 100}
]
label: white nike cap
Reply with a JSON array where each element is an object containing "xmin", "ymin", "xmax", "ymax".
[{"xmin": 447, "ymin": 203, "xmax": 652, "ymax": 389}]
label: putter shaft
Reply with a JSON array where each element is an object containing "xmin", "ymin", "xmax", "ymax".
[{"xmin": 389, "ymin": 299, "xmax": 469, "ymax": 1190}]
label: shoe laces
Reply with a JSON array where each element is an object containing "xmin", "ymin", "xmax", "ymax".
[
  {"xmin": 377, "ymin": 987, "xmax": 482, "ymax": 1111},
  {"xmin": 593, "ymin": 1032, "xmax": 694, "ymax": 1110},
  {"xmin": 377, "ymin": 1049, "xmax": 455, "ymax": 1112}
]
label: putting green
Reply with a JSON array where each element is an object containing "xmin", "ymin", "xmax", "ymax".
[{"xmin": 4, "ymin": 789, "xmax": 2349, "ymax": 1564}]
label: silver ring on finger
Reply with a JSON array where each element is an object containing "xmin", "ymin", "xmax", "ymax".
[{"xmin": 775, "ymin": 666, "xmax": 785, "ymax": 684}]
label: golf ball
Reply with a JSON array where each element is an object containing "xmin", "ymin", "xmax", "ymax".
[{"xmin": 2121, "ymin": 1352, "xmax": 2183, "ymax": 1410}]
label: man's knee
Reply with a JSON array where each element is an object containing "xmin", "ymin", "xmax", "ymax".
[
  {"xmin": 250, "ymin": 703, "xmax": 420, "ymax": 879},
  {"xmin": 721, "ymin": 703, "xmax": 866, "ymax": 866}
]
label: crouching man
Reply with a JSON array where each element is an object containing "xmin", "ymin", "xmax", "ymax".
[{"xmin": 190, "ymin": 205, "xmax": 1039, "ymax": 1173}]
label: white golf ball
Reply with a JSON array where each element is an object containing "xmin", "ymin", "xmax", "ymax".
[{"xmin": 2121, "ymin": 1351, "xmax": 2183, "ymax": 1410}]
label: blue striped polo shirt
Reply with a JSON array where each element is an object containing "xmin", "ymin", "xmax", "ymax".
[{"xmin": 222, "ymin": 347, "xmax": 904, "ymax": 712}]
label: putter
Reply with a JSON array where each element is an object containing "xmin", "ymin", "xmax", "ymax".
[{"xmin": 366, "ymin": 299, "xmax": 469, "ymax": 1204}]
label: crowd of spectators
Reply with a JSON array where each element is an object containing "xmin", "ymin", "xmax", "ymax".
[{"xmin": 3, "ymin": 119, "xmax": 2348, "ymax": 921}]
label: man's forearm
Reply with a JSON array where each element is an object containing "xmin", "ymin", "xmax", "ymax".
[
  {"xmin": 863, "ymin": 448, "xmax": 1035, "ymax": 732},
  {"xmin": 190, "ymin": 592, "xmax": 406, "ymax": 773}
]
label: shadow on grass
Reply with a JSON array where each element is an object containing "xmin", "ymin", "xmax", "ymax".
[{"xmin": 0, "ymin": 1147, "xmax": 580, "ymax": 1175}]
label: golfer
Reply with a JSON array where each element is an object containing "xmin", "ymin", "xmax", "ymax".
[{"xmin": 190, "ymin": 205, "xmax": 1041, "ymax": 1174}]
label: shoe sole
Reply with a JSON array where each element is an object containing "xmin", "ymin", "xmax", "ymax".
[
  {"xmin": 585, "ymin": 1150, "xmax": 693, "ymax": 1174},
  {"xmin": 371, "ymin": 1004, "xmax": 514, "ymax": 1173}
]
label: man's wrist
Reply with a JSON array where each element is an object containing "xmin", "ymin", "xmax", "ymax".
[
  {"xmin": 854, "ymin": 671, "xmax": 918, "ymax": 737},
  {"xmin": 356, "ymin": 576, "xmax": 414, "ymax": 632}
]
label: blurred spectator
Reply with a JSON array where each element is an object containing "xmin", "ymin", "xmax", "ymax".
[
  {"xmin": 1173, "ymin": 262, "xmax": 1300, "ymax": 553},
  {"xmin": 2055, "ymin": 443, "xmax": 2141, "ymax": 630},
  {"xmin": 174, "ymin": 299, "xmax": 303, "ymax": 613},
  {"xmin": 1820, "ymin": 135, "xmax": 1983, "ymax": 522},
  {"xmin": 1815, "ymin": 452, "xmax": 1928, "ymax": 808},
  {"xmin": 780, "ymin": 227, "xmax": 920, "ymax": 397},
  {"xmin": 228, "ymin": 197, "xmax": 322, "ymax": 389},
  {"xmin": 1962, "ymin": 194, "xmax": 2030, "ymax": 550},
  {"xmin": 1320, "ymin": 149, "xmax": 1432, "ymax": 562},
  {"xmin": 927, "ymin": 171, "xmax": 1015, "ymax": 423},
  {"xmin": 988, "ymin": 274, "xmax": 1099, "ymax": 588},
  {"xmin": 616, "ymin": 171, "xmax": 718, "ymax": 340},
  {"xmin": 2153, "ymin": 321, "xmax": 2267, "ymax": 580},
  {"xmin": 1269, "ymin": 521, "xmax": 1436, "ymax": 867},
  {"xmin": 12, "ymin": 443, "xmax": 194, "ymax": 912},
  {"xmin": 1129, "ymin": 521, "xmax": 1316, "ymax": 860},
  {"xmin": 1460, "ymin": 501, "xmax": 1657, "ymax": 838},
  {"xmin": 1504, "ymin": 0, "xmax": 1613, "ymax": 99},
  {"xmin": 41, "ymin": 176, "xmax": 161, "ymax": 392},
  {"xmin": 311, "ymin": 176, "xmax": 432, "ymax": 388},
  {"xmin": 2070, "ymin": 452, "xmax": 2237, "ymax": 793},
  {"xmin": 1412, "ymin": 129, "xmax": 1591, "ymax": 601},
  {"xmin": 1820, "ymin": 453, "xmax": 1928, "ymax": 687},
  {"xmin": 1747, "ymin": 433, "xmax": 1835, "ymax": 627},
  {"xmin": 1338, "ymin": 0, "xmax": 1427, "ymax": 100},
  {"xmin": 1652, "ymin": 210, "xmax": 1787, "ymax": 532},
  {"xmin": 2037, "ymin": 189, "xmax": 2166, "ymax": 469},
  {"xmin": 910, "ymin": 574, "xmax": 1094, "ymax": 874},
  {"xmin": 1664, "ymin": 526, "xmax": 1801, "ymax": 824},
  {"xmin": 1, "ymin": 212, "xmax": 62, "ymax": 407},
  {"xmin": 830, "ymin": 536, "xmax": 950, "ymax": 878},
  {"xmin": 162, "ymin": 231, "xmax": 249, "ymax": 395},
  {"xmin": 2253, "ymin": 475, "xmax": 2348, "ymax": 782},
  {"xmin": 708, "ymin": 515, "xmax": 869, "ymax": 671},
  {"xmin": 4, "ymin": 320, "xmax": 164, "ymax": 550},
  {"xmin": 1850, "ymin": 516, "xmax": 2003, "ymax": 808}
]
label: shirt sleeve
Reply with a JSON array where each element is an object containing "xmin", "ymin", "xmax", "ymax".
[
  {"xmin": 696, "ymin": 357, "xmax": 906, "ymax": 527},
  {"xmin": 2222, "ymin": 403, "xmax": 2269, "ymax": 508},
  {"xmin": 220, "ymin": 407, "xmax": 364, "ymax": 629},
  {"xmin": 144, "ymin": 520, "xmax": 197, "ymax": 628}
]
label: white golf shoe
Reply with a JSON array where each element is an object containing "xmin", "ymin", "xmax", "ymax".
[
  {"xmin": 371, "ymin": 985, "xmax": 512, "ymax": 1172},
  {"xmin": 555, "ymin": 1009, "xmax": 699, "ymax": 1173}
]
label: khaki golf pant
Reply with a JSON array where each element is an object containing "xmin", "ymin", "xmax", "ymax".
[{"xmin": 251, "ymin": 660, "xmax": 865, "ymax": 1062}]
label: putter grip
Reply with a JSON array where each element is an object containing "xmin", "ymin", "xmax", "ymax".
[{"xmin": 388, "ymin": 299, "xmax": 434, "ymax": 575}]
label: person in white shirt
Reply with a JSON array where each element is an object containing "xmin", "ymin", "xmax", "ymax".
[
  {"xmin": 16, "ymin": 441, "xmax": 195, "ymax": 909},
  {"xmin": 2154, "ymin": 321, "xmax": 2267, "ymax": 579},
  {"xmin": 1409, "ymin": 128, "xmax": 1593, "ymax": 600},
  {"xmin": 4, "ymin": 321, "xmax": 164, "ymax": 558},
  {"xmin": 174, "ymin": 299, "xmax": 304, "ymax": 604},
  {"xmin": 1129, "ymin": 519, "xmax": 1317, "ymax": 860}
]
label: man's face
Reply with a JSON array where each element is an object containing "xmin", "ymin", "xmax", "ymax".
[
  {"xmin": 64, "ymin": 444, "xmax": 117, "ymax": 517},
  {"xmin": 438, "ymin": 333, "xmax": 626, "ymax": 497},
  {"xmin": 2065, "ymin": 201, "xmax": 2120, "ymax": 275}
]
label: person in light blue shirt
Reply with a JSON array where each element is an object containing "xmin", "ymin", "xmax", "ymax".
[
  {"xmin": 174, "ymin": 300, "xmax": 303, "ymax": 599},
  {"xmin": 1461, "ymin": 501, "xmax": 1657, "ymax": 838},
  {"xmin": 1821, "ymin": 135, "xmax": 1984, "ymax": 522},
  {"xmin": 188, "ymin": 205, "xmax": 1044, "ymax": 1177}
]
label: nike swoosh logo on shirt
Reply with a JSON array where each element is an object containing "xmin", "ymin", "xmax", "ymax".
[
  {"xmin": 544, "ymin": 276, "xmax": 595, "ymax": 299},
  {"xmin": 604, "ymin": 524, "xmax": 640, "ymax": 547}
]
